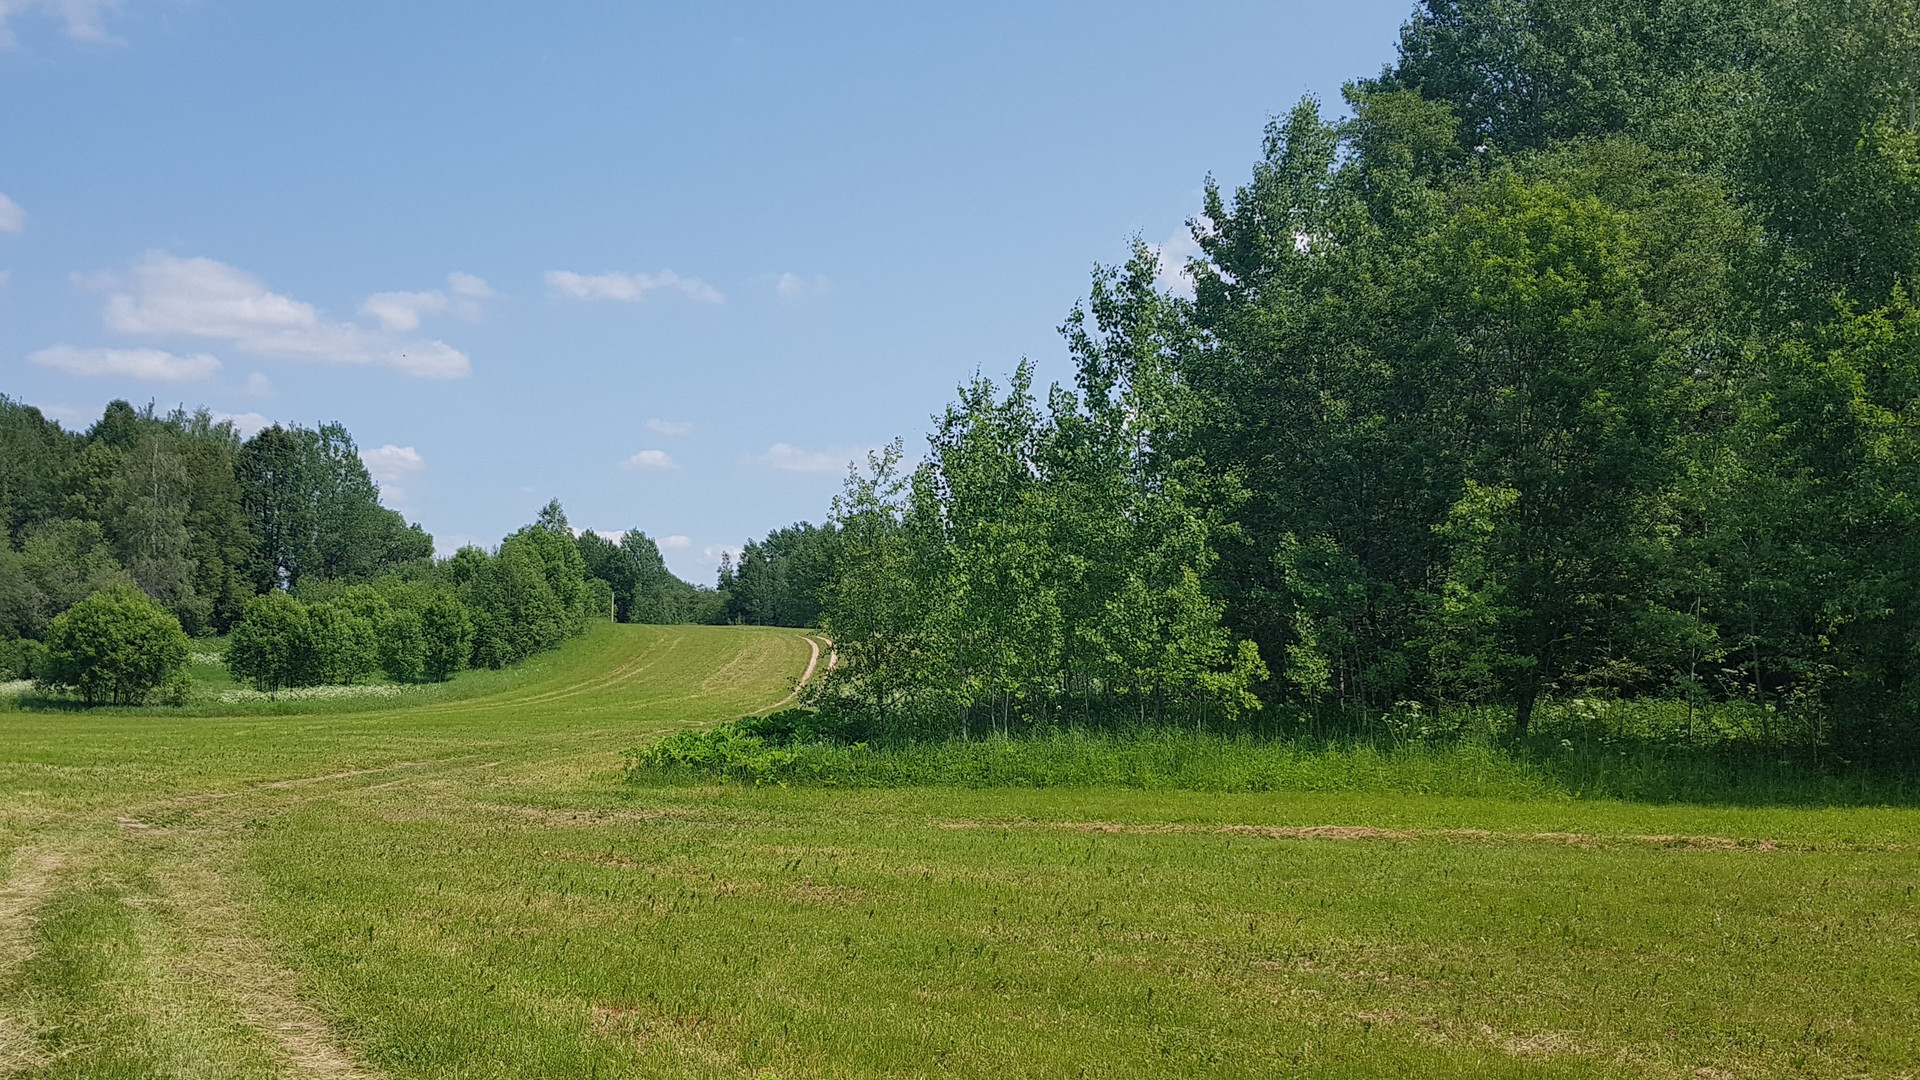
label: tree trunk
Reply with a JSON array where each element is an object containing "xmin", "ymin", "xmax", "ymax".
[{"xmin": 1515, "ymin": 683, "xmax": 1537, "ymax": 738}]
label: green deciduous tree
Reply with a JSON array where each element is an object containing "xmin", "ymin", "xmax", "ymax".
[
  {"xmin": 226, "ymin": 592, "xmax": 321, "ymax": 693},
  {"xmin": 39, "ymin": 585, "xmax": 189, "ymax": 706}
]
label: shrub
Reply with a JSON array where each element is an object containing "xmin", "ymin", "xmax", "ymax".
[
  {"xmin": 226, "ymin": 592, "xmax": 322, "ymax": 692},
  {"xmin": 379, "ymin": 608, "xmax": 426, "ymax": 683},
  {"xmin": 0, "ymin": 638, "xmax": 49, "ymax": 681},
  {"xmin": 309, "ymin": 603, "xmax": 379, "ymax": 684},
  {"xmin": 39, "ymin": 585, "xmax": 190, "ymax": 706},
  {"xmin": 418, "ymin": 590, "xmax": 473, "ymax": 682}
]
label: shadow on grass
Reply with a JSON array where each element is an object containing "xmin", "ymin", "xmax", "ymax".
[{"xmin": 625, "ymin": 705, "xmax": 1920, "ymax": 810}]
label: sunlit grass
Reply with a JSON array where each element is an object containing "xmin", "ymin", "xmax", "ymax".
[{"xmin": 1, "ymin": 623, "xmax": 1916, "ymax": 1079}]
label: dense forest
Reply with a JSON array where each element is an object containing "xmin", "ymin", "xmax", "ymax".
[
  {"xmin": 10, "ymin": 0, "xmax": 1920, "ymax": 759},
  {"xmin": 0, "ymin": 399, "xmax": 696, "ymax": 692},
  {"xmin": 762, "ymin": 0, "xmax": 1920, "ymax": 755},
  {"xmin": 0, "ymin": 392, "xmax": 820, "ymax": 697}
]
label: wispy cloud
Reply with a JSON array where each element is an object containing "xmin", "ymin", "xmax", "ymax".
[
  {"xmin": 623, "ymin": 449, "xmax": 676, "ymax": 470},
  {"xmin": 360, "ymin": 443, "xmax": 425, "ymax": 507},
  {"xmin": 702, "ymin": 544, "xmax": 743, "ymax": 565},
  {"xmin": 360, "ymin": 271, "xmax": 495, "ymax": 332},
  {"xmin": 775, "ymin": 272, "xmax": 829, "ymax": 301},
  {"xmin": 211, "ymin": 411, "xmax": 273, "ymax": 438},
  {"xmin": 1154, "ymin": 226, "xmax": 1203, "ymax": 298},
  {"xmin": 0, "ymin": 0, "xmax": 118, "ymax": 46},
  {"xmin": 244, "ymin": 371, "xmax": 272, "ymax": 397},
  {"xmin": 360, "ymin": 444, "xmax": 425, "ymax": 486},
  {"xmin": 646, "ymin": 418, "xmax": 693, "ymax": 436},
  {"xmin": 86, "ymin": 252, "xmax": 471, "ymax": 379},
  {"xmin": 547, "ymin": 269, "xmax": 722, "ymax": 304},
  {"xmin": 659, "ymin": 534, "xmax": 691, "ymax": 550},
  {"xmin": 0, "ymin": 192, "xmax": 22, "ymax": 233},
  {"xmin": 29, "ymin": 345, "xmax": 220, "ymax": 381},
  {"xmin": 747, "ymin": 442, "xmax": 866, "ymax": 474}
]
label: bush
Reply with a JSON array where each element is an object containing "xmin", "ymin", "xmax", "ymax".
[
  {"xmin": 226, "ymin": 592, "xmax": 321, "ymax": 692},
  {"xmin": 309, "ymin": 602, "xmax": 379, "ymax": 684},
  {"xmin": 379, "ymin": 608, "xmax": 426, "ymax": 683},
  {"xmin": 39, "ymin": 585, "xmax": 190, "ymax": 706},
  {"xmin": 0, "ymin": 638, "xmax": 49, "ymax": 681},
  {"xmin": 418, "ymin": 590, "xmax": 472, "ymax": 682},
  {"xmin": 626, "ymin": 708, "xmax": 1920, "ymax": 805}
]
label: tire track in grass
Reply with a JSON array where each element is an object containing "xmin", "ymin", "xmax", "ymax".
[
  {"xmin": 155, "ymin": 850, "xmax": 386, "ymax": 1080},
  {"xmin": 750, "ymin": 635, "xmax": 823, "ymax": 716},
  {"xmin": 2, "ymin": 628, "xmax": 814, "ymax": 1076},
  {"xmin": 0, "ymin": 846, "xmax": 64, "ymax": 1073},
  {"xmin": 435, "ymin": 628, "xmax": 688, "ymax": 715},
  {"xmin": 933, "ymin": 818, "xmax": 1800, "ymax": 851}
]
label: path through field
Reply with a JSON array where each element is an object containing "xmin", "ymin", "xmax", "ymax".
[
  {"xmin": 0, "ymin": 623, "xmax": 1916, "ymax": 1079},
  {"xmin": 0, "ymin": 625, "xmax": 815, "ymax": 1079}
]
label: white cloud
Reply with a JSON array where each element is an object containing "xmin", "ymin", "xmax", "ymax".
[
  {"xmin": 101, "ymin": 253, "xmax": 314, "ymax": 337},
  {"xmin": 547, "ymin": 269, "xmax": 722, "ymax": 305},
  {"xmin": 360, "ymin": 271, "xmax": 494, "ymax": 331},
  {"xmin": 658, "ymin": 534, "xmax": 691, "ymax": 550},
  {"xmin": 0, "ymin": 192, "xmax": 22, "ymax": 233},
  {"xmin": 0, "ymin": 0, "xmax": 119, "ymax": 45},
  {"xmin": 646, "ymin": 418, "xmax": 693, "ymax": 436},
  {"xmin": 702, "ymin": 544, "xmax": 744, "ymax": 565},
  {"xmin": 623, "ymin": 449, "xmax": 676, "ymax": 470},
  {"xmin": 244, "ymin": 371, "xmax": 272, "ymax": 397},
  {"xmin": 360, "ymin": 444, "xmax": 425, "ymax": 487},
  {"xmin": 360, "ymin": 444, "xmax": 425, "ymax": 508},
  {"xmin": 211, "ymin": 411, "xmax": 273, "ymax": 438},
  {"xmin": 446, "ymin": 271, "xmax": 494, "ymax": 299},
  {"xmin": 360, "ymin": 290, "xmax": 446, "ymax": 332},
  {"xmin": 747, "ymin": 442, "xmax": 865, "ymax": 474},
  {"xmin": 90, "ymin": 252, "xmax": 471, "ymax": 379},
  {"xmin": 775, "ymin": 272, "xmax": 829, "ymax": 301},
  {"xmin": 1154, "ymin": 227, "xmax": 1203, "ymax": 298},
  {"xmin": 29, "ymin": 344, "xmax": 220, "ymax": 381}
]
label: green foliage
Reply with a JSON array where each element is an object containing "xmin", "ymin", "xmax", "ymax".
[
  {"xmin": 818, "ymin": 253, "xmax": 1267, "ymax": 736},
  {"xmin": 225, "ymin": 591, "xmax": 321, "ymax": 692},
  {"xmin": 0, "ymin": 398, "xmax": 434, "ymax": 653},
  {"xmin": 719, "ymin": 522, "xmax": 837, "ymax": 626},
  {"xmin": 1046, "ymin": 3, "xmax": 1920, "ymax": 756},
  {"xmin": 453, "ymin": 500, "xmax": 602, "ymax": 669},
  {"xmin": 0, "ymin": 637, "xmax": 47, "ymax": 680},
  {"xmin": 0, "ymin": 520, "xmax": 134, "ymax": 641},
  {"xmin": 417, "ymin": 589, "xmax": 474, "ymax": 682},
  {"xmin": 38, "ymin": 584, "xmax": 190, "ymax": 705},
  {"xmin": 575, "ymin": 528, "xmax": 717, "ymax": 624},
  {"xmin": 631, "ymin": 700, "xmax": 1916, "ymax": 805},
  {"xmin": 379, "ymin": 608, "xmax": 426, "ymax": 684},
  {"xmin": 238, "ymin": 421, "xmax": 431, "ymax": 591},
  {"xmin": 308, "ymin": 601, "xmax": 379, "ymax": 684}
]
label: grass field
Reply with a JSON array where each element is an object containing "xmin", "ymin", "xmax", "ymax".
[{"xmin": 1, "ymin": 624, "xmax": 1916, "ymax": 1079}]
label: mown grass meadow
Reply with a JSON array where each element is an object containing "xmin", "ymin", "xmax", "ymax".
[{"xmin": 1, "ymin": 625, "xmax": 1916, "ymax": 1079}]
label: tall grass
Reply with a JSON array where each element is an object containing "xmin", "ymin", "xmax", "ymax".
[{"xmin": 628, "ymin": 697, "xmax": 1920, "ymax": 806}]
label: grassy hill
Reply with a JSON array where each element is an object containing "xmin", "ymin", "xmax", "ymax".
[{"xmin": 1, "ymin": 624, "xmax": 1915, "ymax": 1078}]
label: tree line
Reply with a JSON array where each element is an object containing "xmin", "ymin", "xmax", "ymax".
[
  {"xmin": 1, "ymin": 399, "xmax": 434, "ymax": 680},
  {"xmin": 14, "ymin": 0, "xmax": 1919, "ymax": 746},
  {"xmin": 760, "ymin": 0, "xmax": 1920, "ymax": 754},
  {"xmin": 0, "ymin": 394, "xmax": 821, "ymax": 700},
  {"xmin": 0, "ymin": 400, "xmax": 646, "ymax": 698}
]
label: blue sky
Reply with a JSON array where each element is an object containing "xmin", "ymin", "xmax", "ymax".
[{"xmin": 0, "ymin": 0, "xmax": 1410, "ymax": 579}]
